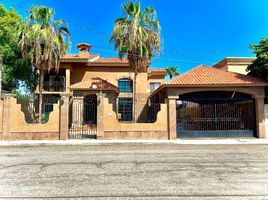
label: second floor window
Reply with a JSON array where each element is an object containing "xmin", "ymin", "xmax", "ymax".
[
  {"xmin": 150, "ymin": 82, "xmax": 161, "ymax": 92},
  {"xmin": 118, "ymin": 78, "xmax": 133, "ymax": 93}
]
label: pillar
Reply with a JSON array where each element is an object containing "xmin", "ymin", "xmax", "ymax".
[
  {"xmin": 65, "ymin": 68, "xmax": 70, "ymax": 93},
  {"xmin": 59, "ymin": 94, "xmax": 69, "ymax": 140},
  {"xmin": 96, "ymin": 92, "xmax": 104, "ymax": 139},
  {"xmin": 167, "ymin": 97, "xmax": 177, "ymax": 140},
  {"xmin": 255, "ymin": 96, "xmax": 266, "ymax": 138},
  {"xmin": 2, "ymin": 95, "xmax": 12, "ymax": 139}
]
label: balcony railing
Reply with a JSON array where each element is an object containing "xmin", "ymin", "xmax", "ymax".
[{"xmin": 43, "ymin": 81, "xmax": 66, "ymax": 92}]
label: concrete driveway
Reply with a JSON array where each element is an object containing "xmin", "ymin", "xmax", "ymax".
[{"xmin": 0, "ymin": 143, "xmax": 268, "ymax": 199}]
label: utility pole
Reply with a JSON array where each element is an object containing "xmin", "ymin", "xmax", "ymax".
[{"xmin": 0, "ymin": 56, "xmax": 2, "ymax": 97}]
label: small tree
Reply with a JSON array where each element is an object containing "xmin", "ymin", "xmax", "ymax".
[
  {"xmin": 0, "ymin": 5, "xmax": 38, "ymax": 92},
  {"xmin": 247, "ymin": 38, "xmax": 268, "ymax": 81},
  {"xmin": 166, "ymin": 66, "xmax": 179, "ymax": 79},
  {"xmin": 19, "ymin": 6, "xmax": 71, "ymax": 123}
]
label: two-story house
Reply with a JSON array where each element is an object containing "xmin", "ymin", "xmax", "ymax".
[
  {"xmin": 36, "ymin": 43, "xmax": 166, "ymax": 138},
  {"xmin": 32, "ymin": 44, "xmax": 267, "ymax": 140}
]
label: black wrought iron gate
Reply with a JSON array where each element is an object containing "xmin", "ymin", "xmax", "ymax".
[
  {"xmin": 177, "ymin": 98, "xmax": 256, "ymax": 138},
  {"xmin": 69, "ymin": 95, "xmax": 97, "ymax": 139}
]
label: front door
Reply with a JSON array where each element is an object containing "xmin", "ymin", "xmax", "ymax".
[{"xmin": 69, "ymin": 95, "xmax": 97, "ymax": 139}]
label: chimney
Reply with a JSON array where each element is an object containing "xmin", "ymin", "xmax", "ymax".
[{"xmin": 76, "ymin": 43, "xmax": 92, "ymax": 56}]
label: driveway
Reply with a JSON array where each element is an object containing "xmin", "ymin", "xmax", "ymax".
[{"xmin": 0, "ymin": 143, "xmax": 268, "ymax": 199}]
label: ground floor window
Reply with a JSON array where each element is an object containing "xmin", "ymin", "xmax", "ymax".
[
  {"xmin": 43, "ymin": 95, "xmax": 59, "ymax": 113},
  {"xmin": 118, "ymin": 98, "xmax": 133, "ymax": 122},
  {"xmin": 44, "ymin": 103, "xmax": 54, "ymax": 113}
]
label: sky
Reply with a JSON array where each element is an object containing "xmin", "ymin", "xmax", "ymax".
[{"xmin": 1, "ymin": 0, "xmax": 268, "ymax": 73}]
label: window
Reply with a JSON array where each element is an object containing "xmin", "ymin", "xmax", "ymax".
[
  {"xmin": 44, "ymin": 103, "xmax": 54, "ymax": 113},
  {"xmin": 43, "ymin": 96, "xmax": 58, "ymax": 113},
  {"xmin": 118, "ymin": 98, "xmax": 133, "ymax": 122},
  {"xmin": 150, "ymin": 82, "xmax": 161, "ymax": 92},
  {"xmin": 118, "ymin": 78, "xmax": 133, "ymax": 93}
]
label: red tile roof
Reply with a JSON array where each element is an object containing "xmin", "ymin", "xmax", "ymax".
[
  {"xmin": 91, "ymin": 58, "xmax": 129, "ymax": 64},
  {"xmin": 148, "ymin": 68, "xmax": 167, "ymax": 73},
  {"xmin": 151, "ymin": 65, "xmax": 267, "ymax": 96},
  {"xmin": 69, "ymin": 77, "xmax": 118, "ymax": 92},
  {"xmin": 167, "ymin": 65, "xmax": 267, "ymax": 86},
  {"xmin": 61, "ymin": 54, "xmax": 99, "ymax": 61}
]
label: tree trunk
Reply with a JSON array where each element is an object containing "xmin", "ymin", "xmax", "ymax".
[{"xmin": 38, "ymin": 69, "xmax": 44, "ymax": 124}]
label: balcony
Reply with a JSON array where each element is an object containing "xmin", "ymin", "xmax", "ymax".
[{"xmin": 43, "ymin": 80, "xmax": 66, "ymax": 92}]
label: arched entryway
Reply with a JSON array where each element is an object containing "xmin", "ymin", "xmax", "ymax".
[
  {"xmin": 176, "ymin": 91, "xmax": 256, "ymax": 138},
  {"xmin": 69, "ymin": 94, "xmax": 97, "ymax": 139}
]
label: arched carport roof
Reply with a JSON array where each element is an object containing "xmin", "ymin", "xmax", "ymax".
[{"xmin": 151, "ymin": 65, "xmax": 268, "ymax": 97}]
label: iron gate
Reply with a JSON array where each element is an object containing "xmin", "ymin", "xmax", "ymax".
[
  {"xmin": 69, "ymin": 95, "xmax": 97, "ymax": 139},
  {"xmin": 177, "ymin": 98, "xmax": 256, "ymax": 138}
]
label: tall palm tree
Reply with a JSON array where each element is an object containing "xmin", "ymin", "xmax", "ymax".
[
  {"xmin": 166, "ymin": 66, "xmax": 179, "ymax": 79},
  {"xmin": 19, "ymin": 6, "xmax": 71, "ymax": 123},
  {"xmin": 110, "ymin": 0, "xmax": 161, "ymax": 121}
]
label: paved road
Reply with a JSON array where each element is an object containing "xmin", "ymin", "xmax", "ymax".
[{"xmin": 0, "ymin": 144, "xmax": 268, "ymax": 199}]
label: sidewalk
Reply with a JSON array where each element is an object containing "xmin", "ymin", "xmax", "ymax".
[{"xmin": 1, "ymin": 138, "xmax": 268, "ymax": 146}]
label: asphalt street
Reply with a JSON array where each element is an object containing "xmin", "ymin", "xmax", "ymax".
[{"xmin": 1, "ymin": 143, "xmax": 268, "ymax": 199}]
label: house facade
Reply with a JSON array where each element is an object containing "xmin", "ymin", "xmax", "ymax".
[
  {"xmin": 0, "ymin": 43, "xmax": 267, "ymax": 140},
  {"xmin": 36, "ymin": 43, "xmax": 168, "ymax": 139}
]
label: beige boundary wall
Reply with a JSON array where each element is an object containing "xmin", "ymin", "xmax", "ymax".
[
  {"xmin": 0, "ymin": 95, "xmax": 68, "ymax": 141},
  {"xmin": 97, "ymin": 94, "xmax": 169, "ymax": 140},
  {"xmin": 265, "ymin": 105, "xmax": 268, "ymax": 138}
]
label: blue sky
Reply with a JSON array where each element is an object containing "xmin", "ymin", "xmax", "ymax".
[{"xmin": 1, "ymin": 0, "xmax": 268, "ymax": 73}]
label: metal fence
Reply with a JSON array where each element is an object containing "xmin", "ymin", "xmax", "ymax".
[
  {"xmin": 68, "ymin": 95, "xmax": 97, "ymax": 139},
  {"xmin": 16, "ymin": 94, "xmax": 59, "ymax": 124},
  {"xmin": 114, "ymin": 93, "xmax": 162, "ymax": 123},
  {"xmin": 177, "ymin": 99, "xmax": 256, "ymax": 137}
]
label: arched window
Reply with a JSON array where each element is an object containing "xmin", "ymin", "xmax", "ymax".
[{"xmin": 118, "ymin": 78, "xmax": 133, "ymax": 93}]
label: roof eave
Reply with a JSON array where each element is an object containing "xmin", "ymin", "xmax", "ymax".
[
  {"xmin": 150, "ymin": 83, "xmax": 268, "ymax": 97},
  {"xmin": 60, "ymin": 59, "xmax": 88, "ymax": 63}
]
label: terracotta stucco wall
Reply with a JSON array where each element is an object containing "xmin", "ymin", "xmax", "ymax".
[
  {"xmin": 101, "ymin": 95, "xmax": 168, "ymax": 139},
  {"xmin": 227, "ymin": 65, "xmax": 248, "ymax": 75},
  {"xmin": 70, "ymin": 64, "xmax": 161, "ymax": 94},
  {"xmin": 265, "ymin": 105, "xmax": 268, "ymax": 138},
  {"xmin": 0, "ymin": 100, "xmax": 3, "ymax": 133},
  {"xmin": 0, "ymin": 96, "xmax": 61, "ymax": 140}
]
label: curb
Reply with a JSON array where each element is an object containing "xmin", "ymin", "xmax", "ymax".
[{"xmin": 1, "ymin": 139, "xmax": 268, "ymax": 146}]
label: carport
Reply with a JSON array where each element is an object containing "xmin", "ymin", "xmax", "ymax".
[{"xmin": 151, "ymin": 65, "xmax": 268, "ymax": 139}]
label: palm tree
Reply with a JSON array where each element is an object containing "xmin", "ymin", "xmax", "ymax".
[
  {"xmin": 110, "ymin": 0, "xmax": 161, "ymax": 121},
  {"xmin": 19, "ymin": 6, "xmax": 71, "ymax": 123},
  {"xmin": 166, "ymin": 66, "xmax": 179, "ymax": 79}
]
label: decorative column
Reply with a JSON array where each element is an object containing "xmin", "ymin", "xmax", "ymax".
[
  {"xmin": 2, "ymin": 94, "xmax": 12, "ymax": 139},
  {"xmin": 59, "ymin": 94, "xmax": 69, "ymax": 140},
  {"xmin": 0, "ymin": 57, "xmax": 2, "ymax": 97},
  {"xmin": 96, "ymin": 92, "xmax": 104, "ymax": 139},
  {"xmin": 255, "ymin": 95, "xmax": 266, "ymax": 138},
  {"xmin": 65, "ymin": 68, "xmax": 70, "ymax": 93},
  {"xmin": 167, "ymin": 97, "xmax": 177, "ymax": 140}
]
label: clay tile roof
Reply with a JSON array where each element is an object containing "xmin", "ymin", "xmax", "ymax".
[
  {"xmin": 167, "ymin": 65, "xmax": 268, "ymax": 86},
  {"xmin": 61, "ymin": 54, "xmax": 99, "ymax": 61},
  {"xmin": 92, "ymin": 58, "xmax": 129, "ymax": 64},
  {"xmin": 148, "ymin": 68, "xmax": 167, "ymax": 74},
  {"xmin": 69, "ymin": 77, "xmax": 118, "ymax": 92}
]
